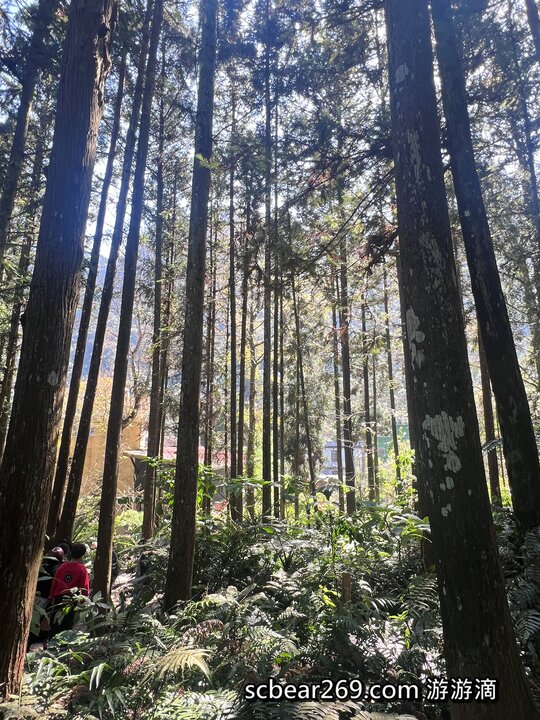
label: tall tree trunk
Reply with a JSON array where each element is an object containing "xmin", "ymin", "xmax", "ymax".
[
  {"xmin": 292, "ymin": 277, "xmax": 316, "ymax": 503},
  {"xmin": 47, "ymin": 49, "xmax": 127, "ymax": 539},
  {"xmin": 386, "ymin": 1, "xmax": 539, "ymax": 716},
  {"xmin": 0, "ymin": 0, "xmax": 116, "ymax": 696},
  {"xmin": 229, "ymin": 90, "xmax": 239, "ymax": 520},
  {"xmin": 362, "ymin": 297, "xmax": 375, "ymax": 501},
  {"xmin": 372, "ymin": 353, "xmax": 379, "ymax": 500},
  {"xmin": 163, "ymin": 0, "xmax": 217, "ymax": 607},
  {"xmin": 245, "ymin": 299, "xmax": 257, "ymax": 520},
  {"xmin": 0, "ymin": 123, "xmax": 46, "ymax": 460},
  {"xmin": 383, "ymin": 260, "xmax": 402, "ymax": 493},
  {"xmin": 478, "ymin": 322, "xmax": 501, "ymax": 503},
  {"xmin": 55, "ymin": 2, "xmax": 152, "ymax": 542},
  {"xmin": 142, "ymin": 49, "xmax": 166, "ymax": 541},
  {"xmin": 0, "ymin": 0, "xmax": 60, "ymax": 263},
  {"xmin": 432, "ymin": 0, "xmax": 540, "ymax": 533},
  {"xmin": 261, "ymin": 0, "xmax": 273, "ymax": 518},
  {"xmin": 272, "ymin": 84, "xmax": 280, "ymax": 519},
  {"xmin": 339, "ymin": 235, "xmax": 356, "ymax": 513},
  {"xmin": 202, "ymin": 211, "xmax": 217, "ymax": 515},
  {"xmin": 332, "ymin": 276, "xmax": 345, "ymax": 513},
  {"xmin": 279, "ymin": 272, "xmax": 286, "ymax": 519},
  {"xmin": 237, "ymin": 218, "xmax": 250, "ymax": 505},
  {"xmin": 93, "ymin": 0, "xmax": 162, "ymax": 599}
]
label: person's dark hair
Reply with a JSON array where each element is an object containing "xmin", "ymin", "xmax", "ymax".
[
  {"xmin": 71, "ymin": 542, "xmax": 87, "ymax": 560},
  {"xmin": 57, "ymin": 539, "xmax": 72, "ymax": 559}
]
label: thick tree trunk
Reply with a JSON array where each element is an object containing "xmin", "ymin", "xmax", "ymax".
[
  {"xmin": 92, "ymin": 0, "xmax": 162, "ymax": 600},
  {"xmin": 0, "ymin": 0, "xmax": 116, "ymax": 696},
  {"xmin": 386, "ymin": 1, "xmax": 539, "ymax": 717},
  {"xmin": 261, "ymin": 0, "xmax": 273, "ymax": 518},
  {"xmin": 47, "ymin": 50, "xmax": 127, "ymax": 539},
  {"xmin": 362, "ymin": 298, "xmax": 375, "ymax": 501},
  {"xmin": 142, "ymin": 50, "xmax": 166, "ymax": 541},
  {"xmin": 478, "ymin": 322, "xmax": 501, "ymax": 502},
  {"xmin": 383, "ymin": 260, "xmax": 402, "ymax": 493},
  {"xmin": 432, "ymin": 0, "xmax": 540, "ymax": 533},
  {"xmin": 0, "ymin": 125, "xmax": 46, "ymax": 460},
  {"xmin": 55, "ymin": 3, "xmax": 152, "ymax": 542},
  {"xmin": 164, "ymin": 0, "xmax": 217, "ymax": 607},
  {"xmin": 0, "ymin": 0, "xmax": 60, "ymax": 263}
]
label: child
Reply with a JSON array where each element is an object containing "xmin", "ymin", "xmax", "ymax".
[{"xmin": 49, "ymin": 542, "xmax": 89, "ymax": 636}]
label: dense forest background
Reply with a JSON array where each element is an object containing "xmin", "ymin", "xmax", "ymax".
[{"xmin": 1, "ymin": 0, "xmax": 540, "ymax": 718}]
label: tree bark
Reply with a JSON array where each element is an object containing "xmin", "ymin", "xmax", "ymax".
[
  {"xmin": 245, "ymin": 299, "xmax": 257, "ymax": 520},
  {"xmin": 229, "ymin": 90, "xmax": 240, "ymax": 520},
  {"xmin": 292, "ymin": 277, "xmax": 316, "ymax": 503},
  {"xmin": 164, "ymin": 0, "xmax": 217, "ymax": 607},
  {"xmin": 0, "ymin": 123, "xmax": 46, "ymax": 461},
  {"xmin": 432, "ymin": 0, "xmax": 540, "ymax": 533},
  {"xmin": 386, "ymin": 1, "xmax": 539, "ymax": 716},
  {"xmin": 332, "ymin": 277, "xmax": 345, "ymax": 513},
  {"xmin": 92, "ymin": 0, "xmax": 162, "ymax": 600},
  {"xmin": 0, "ymin": 0, "xmax": 60, "ymax": 263},
  {"xmin": 47, "ymin": 49, "xmax": 127, "ymax": 539},
  {"xmin": 339, "ymin": 233, "xmax": 356, "ymax": 513},
  {"xmin": 55, "ymin": 1, "xmax": 152, "ymax": 543},
  {"xmin": 478, "ymin": 322, "xmax": 501, "ymax": 503},
  {"xmin": 383, "ymin": 259, "xmax": 402, "ymax": 493},
  {"xmin": 142, "ymin": 49, "xmax": 166, "ymax": 542},
  {"xmin": 261, "ymin": 0, "xmax": 273, "ymax": 518},
  {"xmin": 0, "ymin": 0, "xmax": 116, "ymax": 696},
  {"xmin": 362, "ymin": 297, "xmax": 375, "ymax": 501}
]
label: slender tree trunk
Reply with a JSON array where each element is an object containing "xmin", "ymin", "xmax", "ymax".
[
  {"xmin": 164, "ymin": 0, "xmax": 217, "ymax": 607},
  {"xmin": 294, "ymin": 349, "xmax": 301, "ymax": 520},
  {"xmin": 272, "ymin": 262, "xmax": 280, "ymax": 518},
  {"xmin": 47, "ymin": 49, "xmax": 127, "ymax": 539},
  {"xmin": 93, "ymin": 0, "xmax": 163, "ymax": 600},
  {"xmin": 372, "ymin": 353, "xmax": 379, "ymax": 500},
  {"xmin": 339, "ymin": 235, "xmax": 356, "ymax": 513},
  {"xmin": 202, "ymin": 211, "xmax": 217, "ymax": 515},
  {"xmin": 386, "ymin": 1, "xmax": 539, "ymax": 716},
  {"xmin": 383, "ymin": 260, "xmax": 402, "ymax": 493},
  {"xmin": 237, "ymin": 222, "xmax": 249, "ymax": 507},
  {"xmin": 0, "ymin": 0, "xmax": 116, "ymax": 695},
  {"xmin": 142, "ymin": 49, "xmax": 166, "ymax": 541},
  {"xmin": 292, "ymin": 277, "xmax": 316, "ymax": 502},
  {"xmin": 0, "ymin": 0, "xmax": 60, "ymax": 263},
  {"xmin": 478, "ymin": 322, "xmax": 502, "ymax": 502},
  {"xmin": 332, "ymin": 276, "xmax": 345, "ymax": 513},
  {"xmin": 272, "ymin": 84, "xmax": 280, "ymax": 520},
  {"xmin": 362, "ymin": 297, "xmax": 375, "ymax": 501},
  {"xmin": 432, "ymin": 0, "xmax": 540, "ymax": 533},
  {"xmin": 55, "ymin": 3, "xmax": 152, "ymax": 542},
  {"xmin": 279, "ymin": 271, "xmax": 285, "ymax": 519},
  {"xmin": 245, "ymin": 300, "xmax": 257, "ymax": 520},
  {"xmin": 229, "ymin": 90, "xmax": 239, "ymax": 520},
  {"xmin": 261, "ymin": 0, "xmax": 273, "ymax": 518}
]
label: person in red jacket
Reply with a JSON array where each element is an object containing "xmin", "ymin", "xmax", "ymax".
[{"xmin": 49, "ymin": 542, "xmax": 89, "ymax": 636}]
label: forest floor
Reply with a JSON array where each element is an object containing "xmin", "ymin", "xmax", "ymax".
[{"xmin": 3, "ymin": 501, "xmax": 539, "ymax": 720}]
